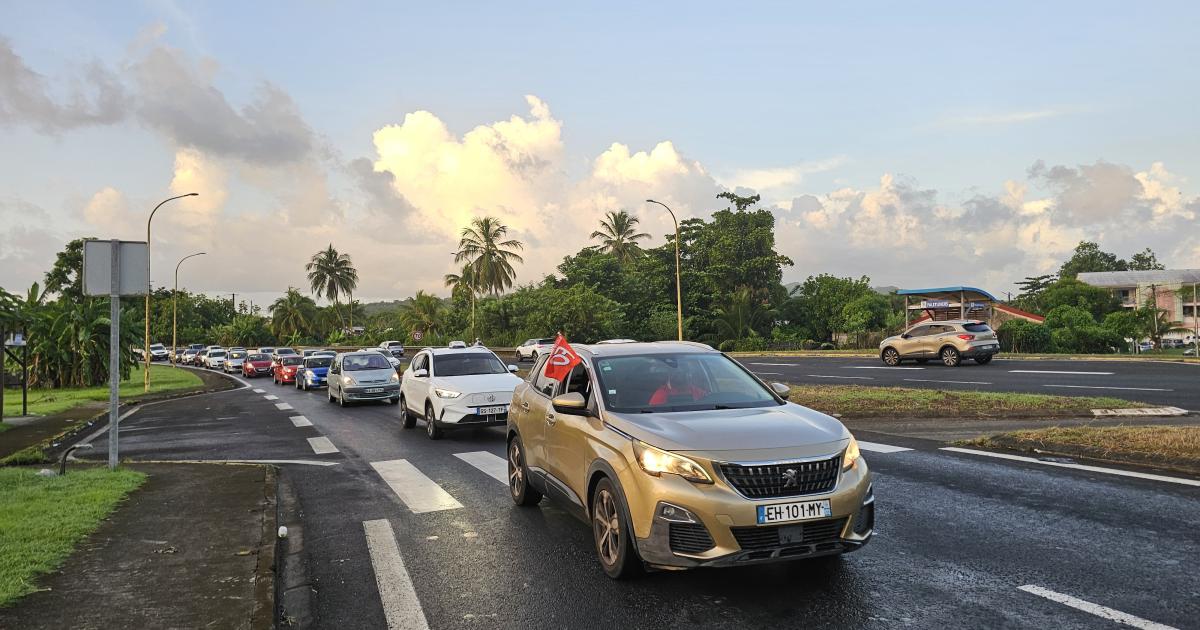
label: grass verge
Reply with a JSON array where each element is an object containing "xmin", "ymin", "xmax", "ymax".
[
  {"xmin": 1, "ymin": 365, "xmax": 203, "ymax": 417},
  {"xmin": 961, "ymin": 426, "xmax": 1200, "ymax": 473},
  {"xmin": 786, "ymin": 384, "xmax": 1146, "ymax": 418},
  {"xmin": 0, "ymin": 466, "xmax": 146, "ymax": 606}
]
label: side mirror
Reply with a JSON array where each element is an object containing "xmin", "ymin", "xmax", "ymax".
[
  {"xmin": 552, "ymin": 392, "xmax": 590, "ymax": 415},
  {"xmin": 900, "ymin": 333, "xmax": 910, "ymax": 339},
  {"xmin": 770, "ymin": 382, "xmax": 791, "ymax": 398},
  {"xmin": 413, "ymin": 368, "xmax": 428, "ymax": 378},
  {"xmin": 507, "ymin": 364, "xmax": 519, "ymax": 373}
]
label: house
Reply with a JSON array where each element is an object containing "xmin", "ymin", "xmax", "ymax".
[{"xmin": 1077, "ymin": 269, "xmax": 1200, "ymax": 343}]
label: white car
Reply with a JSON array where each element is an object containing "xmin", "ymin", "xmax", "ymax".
[
  {"xmin": 515, "ymin": 337, "xmax": 555, "ymax": 362},
  {"xmin": 257, "ymin": 347, "xmax": 276, "ymax": 356},
  {"xmin": 148, "ymin": 343, "xmax": 170, "ymax": 361},
  {"xmin": 224, "ymin": 350, "xmax": 247, "ymax": 373},
  {"xmin": 379, "ymin": 340, "xmax": 406, "ymax": 358},
  {"xmin": 205, "ymin": 349, "xmax": 228, "ymax": 370},
  {"xmin": 400, "ymin": 345, "xmax": 522, "ymax": 439}
]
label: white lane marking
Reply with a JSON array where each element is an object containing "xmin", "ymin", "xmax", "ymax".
[
  {"xmin": 857, "ymin": 441, "xmax": 913, "ymax": 453},
  {"xmin": 1018, "ymin": 584, "xmax": 1177, "ymax": 630},
  {"xmin": 904, "ymin": 378, "xmax": 994, "ymax": 385},
  {"xmin": 940, "ymin": 447, "xmax": 1200, "ymax": 487},
  {"xmin": 753, "ymin": 371, "xmax": 783, "ymax": 375},
  {"xmin": 1045, "ymin": 384, "xmax": 1173, "ymax": 392},
  {"xmin": 454, "ymin": 451, "xmax": 508, "ymax": 483},
  {"xmin": 275, "ymin": 402, "xmax": 294, "ymax": 410},
  {"xmin": 371, "ymin": 459, "xmax": 464, "ymax": 513},
  {"xmin": 849, "ymin": 366, "xmax": 925, "ymax": 370},
  {"xmin": 263, "ymin": 394, "xmax": 279, "ymax": 400},
  {"xmin": 363, "ymin": 519, "xmax": 431, "ymax": 630},
  {"xmin": 307, "ymin": 436, "xmax": 339, "ymax": 454},
  {"xmin": 290, "ymin": 415, "xmax": 313, "ymax": 427},
  {"xmin": 1009, "ymin": 370, "xmax": 1113, "ymax": 375},
  {"xmin": 806, "ymin": 374, "xmax": 874, "ymax": 380},
  {"xmin": 748, "ymin": 362, "xmax": 797, "ymax": 366},
  {"xmin": 1092, "ymin": 407, "xmax": 1188, "ymax": 416},
  {"xmin": 253, "ymin": 388, "xmax": 265, "ymax": 393}
]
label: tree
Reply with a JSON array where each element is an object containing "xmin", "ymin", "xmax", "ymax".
[
  {"xmin": 444, "ymin": 262, "xmax": 480, "ymax": 338},
  {"xmin": 454, "ymin": 217, "xmax": 524, "ymax": 296},
  {"xmin": 1037, "ymin": 278, "xmax": 1121, "ymax": 321},
  {"xmin": 590, "ymin": 210, "xmax": 650, "ymax": 264},
  {"xmin": 43, "ymin": 238, "xmax": 91, "ymax": 301},
  {"xmin": 997, "ymin": 319, "xmax": 1051, "ymax": 353},
  {"xmin": 1128, "ymin": 248, "xmax": 1166, "ymax": 271},
  {"xmin": 269, "ymin": 288, "xmax": 318, "ymax": 340},
  {"xmin": 306, "ymin": 245, "xmax": 359, "ymax": 328},
  {"xmin": 214, "ymin": 315, "xmax": 273, "ymax": 347},
  {"xmin": 400, "ymin": 291, "xmax": 447, "ymax": 339},
  {"xmin": 1058, "ymin": 241, "xmax": 1127, "ymax": 279},
  {"xmin": 711, "ymin": 287, "xmax": 774, "ymax": 342},
  {"xmin": 1012, "ymin": 274, "xmax": 1057, "ymax": 312},
  {"xmin": 780, "ymin": 275, "xmax": 877, "ymax": 342},
  {"xmin": 841, "ymin": 293, "xmax": 891, "ymax": 348}
]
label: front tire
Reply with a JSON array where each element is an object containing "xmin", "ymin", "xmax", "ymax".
[
  {"xmin": 508, "ymin": 437, "xmax": 542, "ymax": 506},
  {"xmin": 591, "ymin": 478, "xmax": 641, "ymax": 579},
  {"xmin": 941, "ymin": 346, "xmax": 962, "ymax": 367},
  {"xmin": 881, "ymin": 348, "xmax": 901, "ymax": 366},
  {"xmin": 425, "ymin": 403, "xmax": 443, "ymax": 440},
  {"xmin": 400, "ymin": 394, "xmax": 416, "ymax": 429},
  {"xmin": 338, "ymin": 390, "xmax": 348, "ymax": 407}
]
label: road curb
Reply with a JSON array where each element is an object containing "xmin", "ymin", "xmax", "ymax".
[
  {"xmin": 252, "ymin": 465, "xmax": 279, "ymax": 630},
  {"xmin": 971, "ymin": 434, "xmax": 1200, "ymax": 477}
]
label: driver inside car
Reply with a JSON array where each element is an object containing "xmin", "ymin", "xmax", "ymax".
[{"xmin": 648, "ymin": 361, "xmax": 708, "ymax": 405}]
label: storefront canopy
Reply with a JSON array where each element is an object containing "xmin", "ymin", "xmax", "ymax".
[{"xmin": 895, "ymin": 286, "xmax": 998, "ymax": 303}]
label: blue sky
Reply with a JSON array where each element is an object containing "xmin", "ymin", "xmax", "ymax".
[{"xmin": 2, "ymin": 1, "xmax": 1198, "ymax": 302}]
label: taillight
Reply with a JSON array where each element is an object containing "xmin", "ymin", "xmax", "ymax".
[{"xmin": 957, "ymin": 334, "xmax": 975, "ymax": 341}]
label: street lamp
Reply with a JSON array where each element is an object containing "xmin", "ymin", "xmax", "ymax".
[
  {"xmin": 145, "ymin": 193, "xmax": 198, "ymax": 391},
  {"xmin": 646, "ymin": 199, "xmax": 683, "ymax": 341},
  {"xmin": 172, "ymin": 252, "xmax": 206, "ymax": 365}
]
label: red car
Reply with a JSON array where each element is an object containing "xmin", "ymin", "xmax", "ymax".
[
  {"xmin": 273, "ymin": 355, "xmax": 304, "ymax": 385},
  {"xmin": 242, "ymin": 353, "xmax": 273, "ymax": 378}
]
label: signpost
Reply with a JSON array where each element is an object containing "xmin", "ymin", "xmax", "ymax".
[
  {"xmin": 412, "ymin": 330, "xmax": 423, "ymax": 341},
  {"xmin": 82, "ymin": 239, "xmax": 148, "ymax": 470},
  {"xmin": 1, "ymin": 331, "xmax": 29, "ymax": 420}
]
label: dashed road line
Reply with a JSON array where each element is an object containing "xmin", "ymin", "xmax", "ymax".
[
  {"xmin": 904, "ymin": 378, "xmax": 994, "ymax": 385},
  {"xmin": 1045, "ymin": 384, "xmax": 1173, "ymax": 392},
  {"xmin": 1009, "ymin": 369, "xmax": 1113, "ymax": 375},
  {"xmin": 371, "ymin": 459, "xmax": 464, "ymax": 513},
  {"xmin": 747, "ymin": 362, "xmax": 798, "ymax": 366},
  {"xmin": 806, "ymin": 374, "xmax": 874, "ymax": 380},
  {"xmin": 253, "ymin": 388, "xmax": 265, "ymax": 393},
  {"xmin": 940, "ymin": 447, "xmax": 1200, "ymax": 487},
  {"xmin": 849, "ymin": 366, "xmax": 925, "ymax": 370},
  {"xmin": 275, "ymin": 402, "xmax": 294, "ymax": 410},
  {"xmin": 363, "ymin": 519, "xmax": 431, "ymax": 630},
  {"xmin": 454, "ymin": 451, "xmax": 508, "ymax": 484},
  {"xmin": 307, "ymin": 436, "xmax": 339, "ymax": 454},
  {"xmin": 753, "ymin": 371, "xmax": 783, "ymax": 376},
  {"xmin": 857, "ymin": 441, "xmax": 913, "ymax": 453},
  {"xmin": 290, "ymin": 415, "xmax": 313, "ymax": 427},
  {"xmin": 263, "ymin": 394, "xmax": 279, "ymax": 400},
  {"xmin": 1017, "ymin": 584, "xmax": 1177, "ymax": 630}
]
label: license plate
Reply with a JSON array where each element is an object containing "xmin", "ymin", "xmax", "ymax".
[
  {"xmin": 477, "ymin": 405, "xmax": 506, "ymax": 415},
  {"xmin": 757, "ymin": 499, "xmax": 832, "ymax": 524},
  {"xmin": 365, "ymin": 387, "xmax": 384, "ymax": 394}
]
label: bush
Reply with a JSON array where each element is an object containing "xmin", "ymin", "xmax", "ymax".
[
  {"xmin": 819, "ymin": 342, "xmax": 836, "ymax": 350},
  {"xmin": 733, "ymin": 337, "xmax": 767, "ymax": 352},
  {"xmin": 998, "ymin": 319, "xmax": 1052, "ymax": 353},
  {"xmin": 717, "ymin": 340, "xmax": 736, "ymax": 352},
  {"xmin": 802, "ymin": 339, "xmax": 819, "ymax": 350},
  {"xmin": 1051, "ymin": 326, "xmax": 1123, "ymax": 354}
]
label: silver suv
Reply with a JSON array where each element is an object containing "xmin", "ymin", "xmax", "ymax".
[{"xmin": 879, "ymin": 320, "xmax": 999, "ymax": 366}]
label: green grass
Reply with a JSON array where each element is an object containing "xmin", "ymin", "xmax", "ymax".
[
  {"xmin": 0, "ymin": 466, "xmax": 145, "ymax": 606},
  {"xmin": 1, "ymin": 365, "xmax": 203, "ymax": 417},
  {"xmin": 0, "ymin": 423, "xmax": 10, "ymax": 434},
  {"xmin": 963, "ymin": 426, "xmax": 1200, "ymax": 464},
  {"xmin": 786, "ymin": 384, "xmax": 1146, "ymax": 418}
]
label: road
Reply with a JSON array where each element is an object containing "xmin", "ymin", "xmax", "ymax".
[
  {"xmin": 735, "ymin": 355, "xmax": 1200, "ymax": 410},
  {"xmin": 88, "ymin": 368, "xmax": 1199, "ymax": 629}
]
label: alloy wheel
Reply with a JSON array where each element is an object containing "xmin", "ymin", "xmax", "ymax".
[
  {"xmin": 882, "ymin": 348, "xmax": 900, "ymax": 366},
  {"xmin": 508, "ymin": 441, "xmax": 524, "ymax": 497},
  {"xmin": 593, "ymin": 489, "xmax": 620, "ymax": 567}
]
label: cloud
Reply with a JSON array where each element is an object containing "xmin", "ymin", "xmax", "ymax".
[
  {"xmin": 0, "ymin": 37, "xmax": 128, "ymax": 132},
  {"xmin": 941, "ymin": 109, "xmax": 1064, "ymax": 126},
  {"xmin": 725, "ymin": 156, "xmax": 847, "ymax": 197}
]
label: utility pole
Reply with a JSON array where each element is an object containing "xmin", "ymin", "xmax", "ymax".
[{"xmin": 144, "ymin": 193, "xmax": 198, "ymax": 392}]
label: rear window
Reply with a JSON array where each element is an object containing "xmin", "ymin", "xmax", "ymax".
[
  {"xmin": 305, "ymin": 357, "xmax": 333, "ymax": 368},
  {"xmin": 538, "ymin": 338, "xmax": 555, "ymax": 344},
  {"xmin": 280, "ymin": 356, "xmax": 304, "ymax": 366},
  {"xmin": 248, "ymin": 354, "xmax": 268, "ymax": 361},
  {"xmin": 963, "ymin": 323, "xmax": 993, "ymax": 333},
  {"xmin": 276, "ymin": 348, "xmax": 296, "ymax": 355}
]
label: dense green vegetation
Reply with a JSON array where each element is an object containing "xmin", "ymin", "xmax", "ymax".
[{"xmin": 1, "ymin": 365, "xmax": 201, "ymax": 417}]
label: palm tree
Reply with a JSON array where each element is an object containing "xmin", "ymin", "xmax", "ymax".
[
  {"xmin": 269, "ymin": 288, "xmax": 318, "ymax": 341},
  {"xmin": 444, "ymin": 262, "xmax": 480, "ymax": 339},
  {"xmin": 712, "ymin": 287, "xmax": 774, "ymax": 342},
  {"xmin": 590, "ymin": 210, "xmax": 650, "ymax": 263},
  {"xmin": 306, "ymin": 245, "xmax": 359, "ymax": 329},
  {"xmin": 454, "ymin": 217, "xmax": 524, "ymax": 296},
  {"xmin": 400, "ymin": 291, "xmax": 446, "ymax": 339}
]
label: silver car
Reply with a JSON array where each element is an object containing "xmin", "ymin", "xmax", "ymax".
[
  {"xmin": 879, "ymin": 319, "xmax": 999, "ymax": 366},
  {"xmin": 224, "ymin": 350, "xmax": 247, "ymax": 373},
  {"xmin": 327, "ymin": 352, "xmax": 400, "ymax": 406}
]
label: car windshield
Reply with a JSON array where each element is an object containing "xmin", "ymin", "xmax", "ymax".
[
  {"xmin": 276, "ymin": 348, "xmax": 296, "ymax": 355},
  {"xmin": 248, "ymin": 354, "xmax": 268, "ymax": 361},
  {"xmin": 592, "ymin": 353, "xmax": 780, "ymax": 413},
  {"xmin": 434, "ymin": 353, "xmax": 507, "ymax": 376},
  {"xmin": 305, "ymin": 357, "xmax": 333, "ymax": 368},
  {"xmin": 280, "ymin": 356, "xmax": 304, "ymax": 366},
  {"xmin": 229, "ymin": 352, "xmax": 245, "ymax": 359},
  {"xmin": 210, "ymin": 351, "xmax": 226, "ymax": 358},
  {"xmin": 150, "ymin": 344, "xmax": 165, "ymax": 350},
  {"xmin": 343, "ymin": 354, "xmax": 391, "ymax": 370}
]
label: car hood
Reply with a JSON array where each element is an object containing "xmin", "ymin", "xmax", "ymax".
[
  {"xmin": 305, "ymin": 367, "xmax": 329, "ymax": 375},
  {"xmin": 344, "ymin": 368, "xmax": 396, "ymax": 383},
  {"xmin": 432, "ymin": 373, "xmax": 522, "ymax": 392},
  {"xmin": 608, "ymin": 403, "xmax": 850, "ymax": 460},
  {"xmin": 880, "ymin": 335, "xmax": 901, "ymax": 347},
  {"xmin": 248, "ymin": 360, "xmax": 272, "ymax": 367}
]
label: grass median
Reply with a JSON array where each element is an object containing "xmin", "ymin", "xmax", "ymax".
[
  {"xmin": 785, "ymin": 384, "xmax": 1146, "ymax": 418},
  {"xmin": 963, "ymin": 426, "xmax": 1200, "ymax": 473},
  {"xmin": 0, "ymin": 466, "xmax": 146, "ymax": 606},
  {"xmin": 1, "ymin": 365, "xmax": 203, "ymax": 418}
]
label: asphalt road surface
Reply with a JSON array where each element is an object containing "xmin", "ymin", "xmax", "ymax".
[
  {"xmin": 735, "ymin": 355, "xmax": 1200, "ymax": 410},
  {"xmin": 84, "ymin": 367, "xmax": 1199, "ymax": 629}
]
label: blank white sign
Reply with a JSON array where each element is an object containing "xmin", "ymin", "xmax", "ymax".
[{"xmin": 82, "ymin": 240, "xmax": 149, "ymax": 296}]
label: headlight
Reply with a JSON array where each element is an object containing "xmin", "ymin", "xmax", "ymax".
[
  {"xmin": 632, "ymin": 440, "xmax": 712, "ymax": 484},
  {"xmin": 390, "ymin": 372, "xmax": 400, "ymax": 383},
  {"xmin": 343, "ymin": 375, "xmax": 356, "ymax": 385},
  {"xmin": 434, "ymin": 388, "xmax": 461, "ymax": 399},
  {"xmin": 842, "ymin": 436, "xmax": 862, "ymax": 471}
]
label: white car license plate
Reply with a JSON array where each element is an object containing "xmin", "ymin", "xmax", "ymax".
[
  {"xmin": 757, "ymin": 499, "xmax": 832, "ymax": 524},
  {"xmin": 365, "ymin": 387, "xmax": 384, "ymax": 394},
  {"xmin": 477, "ymin": 405, "xmax": 506, "ymax": 415}
]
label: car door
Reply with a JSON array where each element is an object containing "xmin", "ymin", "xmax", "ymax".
[
  {"xmin": 541, "ymin": 362, "xmax": 598, "ymax": 509},
  {"xmin": 896, "ymin": 325, "xmax": 929, "ymax": 358},
  {"xmin": 328, "ymin": 356, "xmax": 343, "ymax": 397},
  {"xmin": 922, "ymin": 325, "xmax": 953, "ymax": 357},
  {"xmin": 403, "ymin": 352, "xmax": 431, "ymax": 413},
  {"xmin": 518, "ymin": 354, "xmax": 559, "ymax": 475}
]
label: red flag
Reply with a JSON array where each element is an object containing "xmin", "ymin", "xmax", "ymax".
[{"xmin": 543, "ymin": 333, "xmax": 581, "ymax": 381}]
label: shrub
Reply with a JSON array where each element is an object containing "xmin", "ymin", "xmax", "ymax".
[
  {"xmin": 717, "ymin": 340, "xmax": 736, "ymax": 352},
  {"xmin": 998, "ymin": 319, "xmax": 1052, "ymax": 353},
  {"xmin": 819, "ymin": 342, "xmax": 836, "ymax": 350},
  {"xmin": 733, "ymin": 337, "xmax": 767, "ymax": 352},
  {"xmin": 802, "ymin": 339, "xmax": 819, "ymax": 350}
]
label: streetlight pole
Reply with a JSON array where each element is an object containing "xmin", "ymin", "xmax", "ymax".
[
  {"xmin": 144, "ymin": 193, "xmax": 198, "ymax": 392},
  {"xmin": 172, "ymin": 252, "xmax": 206, "ymax": 365},
  {"xmin": 646, "ymin": 199, "xmax": 683, "ymax": 340}
]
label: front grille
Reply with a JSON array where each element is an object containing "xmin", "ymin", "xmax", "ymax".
[
  {"xmin": 456, "ymin": 412, "xmax": 508, "ymax": 424},
  {"xmin": 731, "ymin": 517, "xmax": 847, "ymax": 551},
  {"xmin": 668, "ymin": 523, "xmax": 715, "ymax": 554},
  {"xmin": 718, "ymin": 456, "xmax": 841, "ymax": 499}
]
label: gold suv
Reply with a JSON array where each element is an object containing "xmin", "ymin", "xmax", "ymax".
[
  {"xmin": 879, "ymin": 319, "xmax": 1000, "ymax": 367},
  {"xmin": 506, "ymin": 341, "xmax": 873, "ymax": 578}
]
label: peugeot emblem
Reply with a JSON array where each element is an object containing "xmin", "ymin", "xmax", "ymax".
[
  {"xmin": 782, "ymin": 468, "xmax": 799, "ymax": 487},
  {"xmin": 487, "ymin": 393, "xmax": 496, "ymax": 403}
]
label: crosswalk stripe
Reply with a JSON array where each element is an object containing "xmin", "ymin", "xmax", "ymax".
[
  {"xmin": 290, "ymin": 415, "xmax": 312, "ymax": 427},
  {"xmin": 307, "ymin": 436, "xmax": 338, "ymax": 454},
  {"xmin": 454, "ymin": 451, "xmax": 508, "ymax": 484},
  {"xmin": 275, "ymin": 402, "xmax": 293, "ymax": 410},
  {"xmin": 371, "ymin": 459, "xmax": 464, "ymax": 513},
  {"xmin": 363, "ymin": 519, "xmax": 431, "ymax": 630},
  {"xmin": 263, "ymin": 394, "xmax": 278, "ymax": 400},
  {"xmin": 253, "ymin": 388, "xmax": 265, "ymax": 393},
  {"xmin": 857, "ymin": 441, "xmax": 913, "ymax": 453}
]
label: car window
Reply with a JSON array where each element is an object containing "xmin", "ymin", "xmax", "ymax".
[
  {"xmin": 963, "ymin": 323, "xmax": 992, "ymax": 333},
  {"xmin": 562, "ymin": 364, "xmax": 592, "ymax": 404},
  {"xmin": 305, "ymin": 357, "xmax": 332, "ymax": 368},
  {"xmin": 229, "ymin": 352, "xmax": 246, "ymax": 359},
  {"xmin": 907, "ymin": 326, "xmax": 930, "ymax": 337},
  {"xmin": 432, "ymin": 353, "xmax": 507, "ymax": 377},
  {"xmin": 280, "ymin": 356, "xmax": 304, "ymax": 366},
  {"xmin": 538, "ymin": 338, "xmax": 555, "ymax": 344},
  {"xmin": 343, "ymin": 354, "xmax": 391, "ymax": 370},
  {"xmin": 593, "ymin": 353, "xmax": 778, "ymax": 413},
  {"xmin": 531, "ymin": 358, "xmax": 560, "ymax": 397},
  {"xmin": 411, "ymin": 353, "xmax": 428, "ymax": 372},
  {"xmin": 247, "ymin": 354, "xmax": 267, "ymax": 361},
  {"xmin": 210, "ymin": 351, "xmax": 226, "ymax": 358}
]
